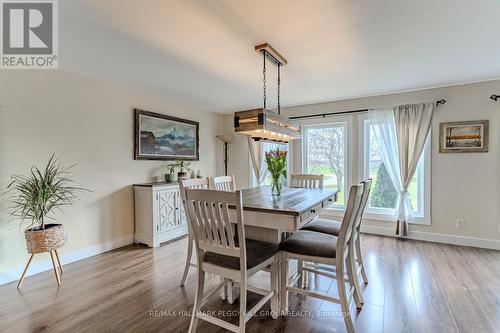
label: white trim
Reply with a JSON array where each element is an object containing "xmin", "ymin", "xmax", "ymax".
[
  {"xmin": 360, "ymin": 224, "xmax": 500, "ymax": 251},
  {"xmin": 322, "ymin": 208, "xmax": 431, "ymax": 225},
  {"xmin": 0, "ymin": 235, "xmax": 134, "ymax": 286}
]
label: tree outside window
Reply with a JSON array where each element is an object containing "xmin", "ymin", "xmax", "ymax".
[{"xmin": 303, "ymin": 124, "xmax": 346, "ymax": 205}]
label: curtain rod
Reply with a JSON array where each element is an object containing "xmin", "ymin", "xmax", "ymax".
[{"xmin": 289, "ymin": 99, "xmax": 446, "ymax": 120}]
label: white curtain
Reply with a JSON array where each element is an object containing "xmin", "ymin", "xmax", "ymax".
[
  {"xmin": 247, "ymin": 137, "xmax": 268, "ymax": 185},
  {"xmin": 369, "ymin": 102, "xmax": 435, "ymax": 236}
]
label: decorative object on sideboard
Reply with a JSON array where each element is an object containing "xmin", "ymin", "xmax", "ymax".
[
  {"xmin": 439, "ymin": 120, "xmax": 489, "ymax": 153},
  {"xmin": 265, "ymin": 147, "xmax": 288, "ymax": 196},
  {"xmin": 491, "ymin": 94, "xmax": 499, "ymax": 102},
  {"xmin": 233, "ymin": 43, "xmax": 301, "ymax": 143},
  {"xmin": 216, "ymin": 134, "xmax": 233, "ymax": 176},
  {"xmin": 164, "ymin": 163, "xmax": 177, "ymax": 183},
  {"xmin": 170, "ymin": 160, "xmax": 192, "ymax": 180},
  {"xmin": 7, "ymin": 155, "xmax": 89, "ymax": 288},
  {"xmin": 196, "ymin": 170, "xmax": 202, "ymax": 178},
  {"xmin": 134, "ymin": 109, "xmax": 199, "ymax": 161}
]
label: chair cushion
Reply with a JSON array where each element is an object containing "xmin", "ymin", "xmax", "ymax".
[
  {"xmin": 279, "ymin": 230, "xmax": 337, "ymax": 258},
  {"xmin": 301, "ymin": 218, "xmax": 341, "ymax": 236},
  {"xmin": 204, "ymin": 239, "xmax": 278, "ymax": 270}
]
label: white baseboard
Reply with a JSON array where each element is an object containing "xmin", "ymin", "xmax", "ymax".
[
  {"xmin": 0, "ymin": 235, "xmax": 134, "ymax": 286},
  {"xmin": 360, "ymin": 224, "xmax": 500, "ymax": 251}
]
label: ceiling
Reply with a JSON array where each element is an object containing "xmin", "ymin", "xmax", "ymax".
[{"xmin": 60, "ymin": 0, "xmax": 500, "ymax": 113}]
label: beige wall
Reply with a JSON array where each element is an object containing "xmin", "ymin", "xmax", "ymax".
[
  {"xmin": 0, "ymin": 70, "xmax": 223, "ymax": 283},
  {"xmin": 223, "ymin": 79, "xmax": 500, "ymax": 244}
]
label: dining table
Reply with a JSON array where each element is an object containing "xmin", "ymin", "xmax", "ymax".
[
  {"xmin": 225, "ymin": 185, "xmax": 339, "ymax": 310},
  {"xmin": 229, "ymin": 185, "xmax": 339, "ymax": 244}
]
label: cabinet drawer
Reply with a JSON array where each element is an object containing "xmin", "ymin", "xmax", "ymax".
[
  {"xmin": 300, "ymin": 202, "xmax": 323, "ymax": 224},
  {"xmin": 322, "ymin": 196, "xmax": 335, "ymax": 209}
]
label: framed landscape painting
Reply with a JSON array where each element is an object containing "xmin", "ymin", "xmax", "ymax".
[
  {"xmin": 134, "ymin": 109, "xmax": 199, "ymax": 160},
  {"xmin": 439, "ymin": 120, "xmax": 489, "ymax": 153}
]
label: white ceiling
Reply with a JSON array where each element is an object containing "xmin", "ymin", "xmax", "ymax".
[{"xmin": 60, "ymin": 0, "xmax": 500, "ymax": 113}]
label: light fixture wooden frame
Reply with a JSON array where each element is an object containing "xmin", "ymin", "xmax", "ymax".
[
  {"xmin": 234, "ymin": 108, "xmax": 300, "ymax": 142},
  {"xmin": 255, "ymin": 43, "xmax": 287, "ymax": 66}
]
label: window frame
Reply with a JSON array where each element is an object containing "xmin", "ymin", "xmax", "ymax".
[
  {"xmin": 299, "ymin": 113, "xmax": 431, "ymax": 225},
  {"xmin": 358, "ymin": 114, "xmax": 431, "ymax": 225},
  {"xmin": 300, "ymin": 116, "xmax": 354, "ymax": 209}
]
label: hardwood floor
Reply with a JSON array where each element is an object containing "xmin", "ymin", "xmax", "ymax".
[{"xmin": 0, "ymin": 234, "xmax": 499, "ymax": 333}]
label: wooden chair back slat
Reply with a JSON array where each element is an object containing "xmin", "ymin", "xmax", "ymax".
[
  {"xmin": 337, "ymin": 183, "xmax": 364, "ymax": 258},
  {"xmin": 291, "ymin": 174, "xmax": 324, "ymax": 189},
  {"xmin": 214, "ymin": 202, "xmax": 229, "ymax": 247},
  {"xmin": 223, "ymin": 204, "xmax": 236, "ymax": 249},
  {"xmin": 354, "ymin": 179, "xmax": 372, "ymax": 231}
]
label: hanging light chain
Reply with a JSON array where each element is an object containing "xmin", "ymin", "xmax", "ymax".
[
  {"xmin": 263, "ymin": 50, "xmax": 267, "ymax": 109},
  {"xmin": 277, "ymin": 62, "xmax": 281, "ymax": 115}
]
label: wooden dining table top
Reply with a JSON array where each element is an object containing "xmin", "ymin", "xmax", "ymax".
[{"xmin": 238, "ymin": 186, "xmax": 339, "ymax": 216}]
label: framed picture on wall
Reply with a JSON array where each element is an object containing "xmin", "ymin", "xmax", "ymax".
[
  {"xmin": 439, "ymin": 120, "xmax": 489, "ymax": 153},
  {"xmin": 134, "ymin": 109, "xmax": 199, "ymax": 160}
]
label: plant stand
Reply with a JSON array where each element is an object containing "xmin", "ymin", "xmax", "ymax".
[
  {"xmin": 17, "ymin": 249, "xmax": 63, "ymax": 288},
  {"xmin": 17, "ymin": 224, "xmax": 65, "ymax": 288}
]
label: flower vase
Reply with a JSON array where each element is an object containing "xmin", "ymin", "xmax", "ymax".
[{"xmin": 270, "ymin": 177, "xmax": 282, "ymax": 196}]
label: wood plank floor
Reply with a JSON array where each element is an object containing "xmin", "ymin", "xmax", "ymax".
[{"xmin": 0, "ymin": 234, "xmax": 499, "ymax": 333}]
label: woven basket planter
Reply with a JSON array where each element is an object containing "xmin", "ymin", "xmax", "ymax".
[{"xmin": 25, "ymin": 224, "xmax": 65, "ymax": 254}]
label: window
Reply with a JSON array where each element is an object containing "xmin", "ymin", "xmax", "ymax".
[
  {"xmin": 302, "ymin": 122, "xmax": 347, "ymax": 206},
  {"xmin": 300, "ymin": 114, "xmax": 431, "ymax": 224},
  {"xmin": 363, "ymin": 119, "xmax": 426, "ymax": 218}
]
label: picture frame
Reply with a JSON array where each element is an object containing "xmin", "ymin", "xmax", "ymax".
[
  {"xmin": 439, "ymin": 120, "xmax": 489, "ymax": 153},
  {"xmin": 134, "ymin": 109, "xmax": 199, "ymax": 161}
]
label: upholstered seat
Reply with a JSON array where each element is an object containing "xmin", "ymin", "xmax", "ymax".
[
  {"xmin": 204, "ymin": 239, "xmax": 278, "ymax": 270},
  {"xmin": 301, "ymin": 218, "xmax": 341, "ymax": 236},
  {"xmin": 279, "ymin": 230, "xmax": 337, "ymax": 258}
]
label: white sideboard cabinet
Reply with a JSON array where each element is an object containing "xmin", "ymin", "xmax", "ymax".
[{"xmin": 134, "ymin": 183, "xmax": 187, "ymax": 247}]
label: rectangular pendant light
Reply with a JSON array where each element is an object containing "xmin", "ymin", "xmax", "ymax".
[
  {"xmin": 234, "ymin": 108, "xmax": 300, "ymax": 143},
  {"xmin": 234, "ymin": 43, "xmax": 301, "ymax": 143}
]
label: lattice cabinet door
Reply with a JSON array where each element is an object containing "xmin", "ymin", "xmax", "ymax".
[{"xmin": 157, "ymin": 189, "xmax": 181, "ymax": 233}]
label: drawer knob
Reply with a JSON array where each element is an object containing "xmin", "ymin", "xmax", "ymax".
[
  {"xmin": 310, "ymin": 208, "xmax": 316, "ymax": 214},
  {"xmin": 328, "ymin": 198, "xmax": 333, "ymax": 202}
]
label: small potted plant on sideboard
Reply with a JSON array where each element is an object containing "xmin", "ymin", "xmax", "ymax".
[
  {"xmin": 7, "ymin": 155, "xmax": 89, "ymax": 288},
  {"xmin": 171, "ymin": 160, "xmax": 192, "ymax": 181},
  {"xmin": 164, "ymin": 163, "xmax": 177, "ymax": 183}
]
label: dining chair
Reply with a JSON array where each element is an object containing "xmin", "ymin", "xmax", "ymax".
[
  {"xmin": 301, "ymin": 179, "xmax": 372, "ymax": 291},
  {"xmin": 279, "ymin": 183, "xmax": 365, "ymax": 333},
  {"xmin": 209, "ymin": 175, "xmax": 236, "ymax": 192},
  {"xmin": 290, "ymin": 174, "xmax": 324, "ymax": 189},
  {"xmin": 290, "ymin": 173, "xmax": 324, "ymax": 288},
  {"xmin": 185, "ymin": 189, "xmax": 279, "ymax": 333},
  {"xmin": 179, "ymin": 178, "xmax": 210, "ymax": 287}
]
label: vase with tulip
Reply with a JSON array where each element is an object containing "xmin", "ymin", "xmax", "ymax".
[{"xmin": 265, "ymin": 148, "xmax": 287, "ymax": 196}]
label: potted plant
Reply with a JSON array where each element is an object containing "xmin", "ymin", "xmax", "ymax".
[
  {"xmin": 171, "ymin": 160, "xmax": 192, "ymax": 181},
  {"xmin": 265, "ymin": 148, "xmax": 287, "ymax": 196},
  {"xmin": 164, "ymin": 163, "xmax": 177, "ymax": 183},
  {"xmin": 7, "ymin": 155, "xmax": 89, "ymax": 287}
]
